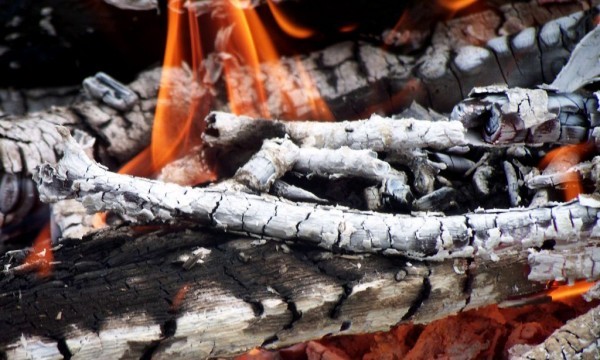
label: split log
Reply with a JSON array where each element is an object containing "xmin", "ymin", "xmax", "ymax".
[
  {"xmin": 0, "ymin": 225, "xmax": 549, "ymax": 359},
  {"xmin": 34, "ymin": 129, "xmax": 600, "ymax": 266}
]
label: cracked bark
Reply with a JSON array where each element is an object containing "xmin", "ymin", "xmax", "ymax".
[
  {"xmin": 0, "ymin": 225, "xmax": 548, "ymax": 359},
  {"xmin": 34, "ymin": 130, "xmax": 600, "ymax": 268},
  {"xmin": 204, "ymin": 112, "xmax": 467, "ymax": 152},
  {"xmin": 0, "ymin": 68, "xmax": 160, "ymax": 173},
  {"xmin": 0, "ymin": 69, "xmax": 159, "ymax": 244}
]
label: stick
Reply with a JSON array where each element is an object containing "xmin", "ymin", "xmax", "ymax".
[{"xmin": 204, "ymin": 112, "xmax": 467, "ymax": 152}]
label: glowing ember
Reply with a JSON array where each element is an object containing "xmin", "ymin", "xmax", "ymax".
[
  {"xmin": 171, "ymin": 283, "xmax": 190, "ymax": 312},
  {"xmin": 23, "ymin": 224, "xmax": 53, "ymax": 277},
  {"xmin": 538, "ymin": 142, "xmax": 594, "ymax": 201},
  {"xmin": 548, "ymin": 280, "xmax": 595, "ymax": 302}
]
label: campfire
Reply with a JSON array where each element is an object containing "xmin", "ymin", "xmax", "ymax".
[{"xmin": 1, "ymin": 0, "xmax": 600, "ymax": 358}]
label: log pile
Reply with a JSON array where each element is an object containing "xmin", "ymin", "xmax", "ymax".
[{"xmin": 1, "ymin": 1, "xmax": 600, "ymax": 359}]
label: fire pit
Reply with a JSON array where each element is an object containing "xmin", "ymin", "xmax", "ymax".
[{"xmin": 1, "ymin": 0, "xmax": 600, "ymax": 358}]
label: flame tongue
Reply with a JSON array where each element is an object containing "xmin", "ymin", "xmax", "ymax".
[
  {"xmin": 538, "ymin": 142, "xmax": 594, "ymax": 201},
  {"xmin": 120, "ymin": 0, "xmax": 333, "ymax": 180}
]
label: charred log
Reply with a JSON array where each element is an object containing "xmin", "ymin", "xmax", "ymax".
[
  {"xmin": 0, "ymin": 69, "xmax": 158, "ymax": 245},
  {"xmin": 451, "ymin": 87, "xmax": 600, "ymax": 145},
  {"xmin": 0, "ymin": 225, "xmax": 549, "ymax": 358}
]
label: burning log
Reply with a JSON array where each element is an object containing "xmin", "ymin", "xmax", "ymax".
[
  {"xmin": 211, "ymin": 5, "xmax": 600, "ymax": 120},
  {"xmin": 3, "ymin": 126, "xmax": 597, "ymax": 356},
  {"xmin": 0, "ymin": 223, "xmax": 551, "ymax": 358},
  {"xmin": 35, "ymin": 129, "xmax": 600, "ymax": 267},
  {"xmin": 0, "ymin": 69, "xmax": 159, "ymax": 173},
  {"xmin": 0, "ymin": 69, "xmax": 159, "ymax": 244}
]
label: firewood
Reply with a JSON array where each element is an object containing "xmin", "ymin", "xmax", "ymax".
[
  {"xmin": 451, "ymin": 87, "xmax": 599, "ymax": 145},
  {"xmin": 34, "ymin": 128, "xmax": 600, "ymax": 265},
  {"xmin": 204, "ymin": 112, "xmax": 467, "ymax": 151},
  {"xmin": 0, "ymin": 68, "xmax": 159, "ymax": 173},
  {"xmin": 0, "ymin": 69, "xmax": 159, "ymax": 244},
  {"xmin": 0, "ymin": 225, "xmax": 549, "ymax": 359}
]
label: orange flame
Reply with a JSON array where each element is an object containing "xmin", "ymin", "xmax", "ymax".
[
  {"xmin": 538, "ymin": 143, "xmax": 593, "ymax": 201},
  {"xmin": 23, "ymin": 224, "xmax": 53, "ymax": 277},
  {"xmin": 266, "ymin": 0, "xmax": 315, "ymax": 39},
  {"xmin": 548, "ymin": 280, "xmax": 595, "ymax": 302},
  {"xmin": 437, "ymin": 0, "xmax": 478, "ymax": 12},
  {"xmin": 120, "ymin": 0, "xmax": 216, "ymax": 181},
  {"xmin": 121, "ymin": 0, "xmax": 332, "ymax": 179},
  {"xmin": 218, "ymin": 1, "xmax": 333, "ymax": 120}
]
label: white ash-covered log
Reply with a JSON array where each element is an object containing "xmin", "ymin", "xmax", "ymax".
[{"xmin": 34, "ymin": 129, "xmax": 600, "ymax": 271}]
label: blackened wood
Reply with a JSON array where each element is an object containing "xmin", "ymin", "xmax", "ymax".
[
  {"xmin": 0, "ymin": 225, "xmax": 547, "ymax": 359},
  {"xmin": 451, "ymin": 87, "xmax": 599, "ymax": 145}
]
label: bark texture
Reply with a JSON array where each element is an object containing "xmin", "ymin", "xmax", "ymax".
[
  {"xmin": 0, "ymin": 225, "xmax": 548, "ymax": 359},
  {"xmin": 35, "ymin": 130, "xmax": 600, "ymax": 268}
]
